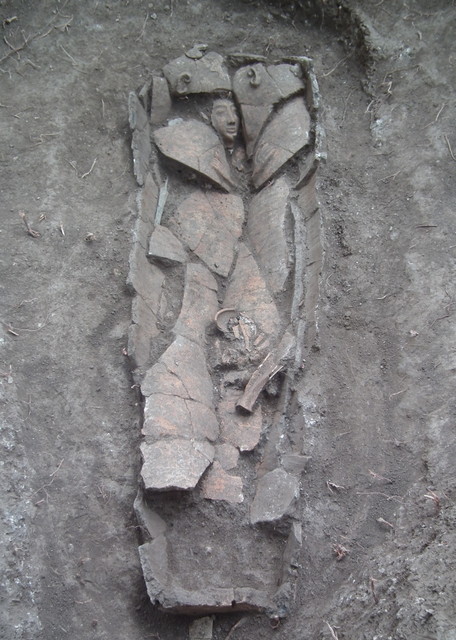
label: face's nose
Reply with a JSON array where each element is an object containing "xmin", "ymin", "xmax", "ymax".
[{"xmin": 227, "ymin": 105, "xmax": 238, "ymax": 124}]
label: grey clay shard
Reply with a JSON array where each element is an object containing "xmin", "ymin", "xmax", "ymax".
[
  {"xmin": 252, "ymin": 97, "xmax": 311, "ymax": 188},
  {"xmin": 250, "ymin": 468, "xmax": 299, "ymax": 524},
  {"xmin": 233, "ymin": 63, "xmax": 303, "ymax": 107},
  {"xmin": 247, "ymin": 177, "xmax": 291, "ymax": 294},
  {"xmin": 154, "ymin": 120, "xmax": 235, "ymax": 191},
  {"xmin": 163, "ymin": 51, "xmax": 231, "ymax": 96},
  {"xmin": 147, "ymin": 225, "xmax": 187, "ymax": 266},
  {"xmin": 175, "ymin": 191, "xmax": 244, "ymax": 277},
  {"xmin": 141, "ymin": 439, "xmax": 214, "ymax": 491}
]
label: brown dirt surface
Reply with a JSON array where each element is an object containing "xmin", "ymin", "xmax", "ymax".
[{"xmin": 1, "ymin": 0, "xmax": 455, "ymax": 638}]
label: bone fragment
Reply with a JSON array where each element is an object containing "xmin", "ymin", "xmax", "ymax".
[{"xmin": 236, "ymin": 331, "xmax": 295, "ymax": 413}]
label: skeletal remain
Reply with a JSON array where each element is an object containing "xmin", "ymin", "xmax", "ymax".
[{"xmin": 236, "ymin": 331, "xmax": 295, "ymax": 413}]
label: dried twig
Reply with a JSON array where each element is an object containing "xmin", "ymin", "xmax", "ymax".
[
  {"xmin": 19, "ymin": 211, "xmax": 40, "ymax": 237},
  {"xmin": 389, "ymin": 387, "xmax": 408, "ymax": 399},
  {"xmin": 322, "ymin": 53, "xmax": 352, "ymax": 78},
  {"xmin": 444, "ymin": 134, "xmax": 456, "ymax": 161},
  {"xmin": 341, "ymin": 88, "xmax": 354, "ymax": 123},
  {"xmin": 80, "ymin": 158, "xmax": 97, "ymax": 179},
  {"xmin": 368, "ymin": 469, "xmax": 393, "ymax": 484},
  {"xmin": 2, "ymin": 312, "xmax": 51, "ymax": 334},
  {"xmin": 136, "ymin": 12, "xmax": 149, "ymax": 41},
  {"xmin": 377, "ymin": 169, "xmax": 401, "ymax": 183},
  {"xmin": 56, "ymin": 16, "xmax": 73, "ymax": 33},
  {"xmin": 332, "ymin": 543, "xmax": 348, "ymax": 561},
  {"xmin": 2, "ymin": 16, "xmax": 18, "ymax": 27},
  {"xmin": 4, "ymin": 324, "xmax": 19, "ymax": 336},
  {"xmin": 374, "ymin": 291, "xmax": 396, "ymax": 300},
  {"xmin": 327, "ymin": 480, "xmax": 346, "ymax": 493},
  {"xmin": 0, "ymin": 17, "xmax": 55, "ymax": 65},
  {"xmin": 424, "ymin": 489, "xmax": 441, "ymax": 513},
  {"xmin": 377, "ymin": 517, "xmax": 394, "ymax": 529},
  {"xmin": 32, "ymin": 458, "xmax": 64, "ymax": 503},
  {"xmin": 224, "ymin": 616, "xmax": 248, "ymax": 640},
  {"xmin": 370, "ymin": 577, "xmax": 379, "ymax": 603},
  {"xmin": 424, "ymin": 103, "xmax": 445, "ymax": 128},
  {"xmin": 59, "ymin": 43, "xmax": 77, "ymax": 65},
  {"xmin": 356, "ymin": 491, "xmax": 404, "ymax": 504},
  {"xmin": 325, "ymin": 621, "xmax": 339, "ymax": 639},
  {"xmin": 365, "ymin": 99, "xmax": 374, "ymax": 113},
  {"xmin": 430, "ymin": 311, "xmax": 451, "ymax": 328},
  {"xmin": 25, "ymin": 58, "xmax": 40, "ymax": 70},
  {"xmin": 50, "ymin": 458, "xmax": 64, "ymax": 477}
]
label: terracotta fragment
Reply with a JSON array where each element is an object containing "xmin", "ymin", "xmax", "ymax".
[
  {"xmin": 143, "ymin": 393, "xmax": 193, "ymax": 440},
  {"xmin": 247, "ymin": 177, "xmax": 290, "ymax": 294},
  {"xmin": 200, "ymin": 462, "xmax": 244, "ymax": 503},
  {"xmin": 129, "ymin": 92, "xmax": 151, "ymax": 186},
  {"xmin": 154, "ymin": 120, "xmax": 235, "ymax": 191},
  {"xmin": 163, "ymin": 51, "xmax": 231, "ymax": 96},
  {"xmin": 128, "ymin": 296, "xmax": 160, "ymax": 369},
  {"xmin": 140, "ymin": 171, "xmax": 160, "ymax": 221},
  {"xmin": 186, "ymin": 400, "xmax": 219, "ymax": 442},
  {"xmin": 150, "ymin": 76, "xmax": 172, "ymax": 125},
  {"xmin": 134, "ymin": 495, "xmax": 167, "ymax": 539},
  {"xmin": 232, "ymin": 64, "xmax": 275, "ymax": 106},
  {"xmin": 233, "ymin": 63, "xmax": 303, "ymax": 107},
  {"xmin": 173, "ymin": 263, "xmax": 218, "ymax": 344},
  {"xmin": 223, "ymin": 243, "xmax": 281, "ymax": 338},
  {"xmin": 142, "ymin": 335, "xmax": 214, "ymax": 406},
  {"xmin": 127, "ymin": 248, "xmax": 165, "ymax": 314},
  {"xmin": 239, "ymin": 104, "xmax": 272, "ymax": 158},
  {"xmin": 219, "ymin": 388, "xmax": 263, "ymax": 452},
  {"xmin": 128, "ymin": 91, "xmax": 149, "ymax": 131},
  {"xmin": 142, "ymin": 393, "xmax": 218, "ymax": 442},
  {"xmin": 138, "ymin": 536, "xmax": 169, "ymax": 593},
  {"xmin": 266, "ymin": 63, "xmax": 304, "ymax": 98},
  {"xmin": 214, "ymin": 443, "xmax": 240, "ymax": 470},
  {"xmin": 148, "ymin": 225, "xmax": 187, "ymax": 266},
  {"xmin": 141, "ymin": 439, "xmax": 214, "ymax": 491},
  {"xmin": 252, "ymin": 97, "xmax": 311, "ymax": 188},
  {"xmin": 176, "ymin": 192, "xmax": 244, "ymax": 277}
]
